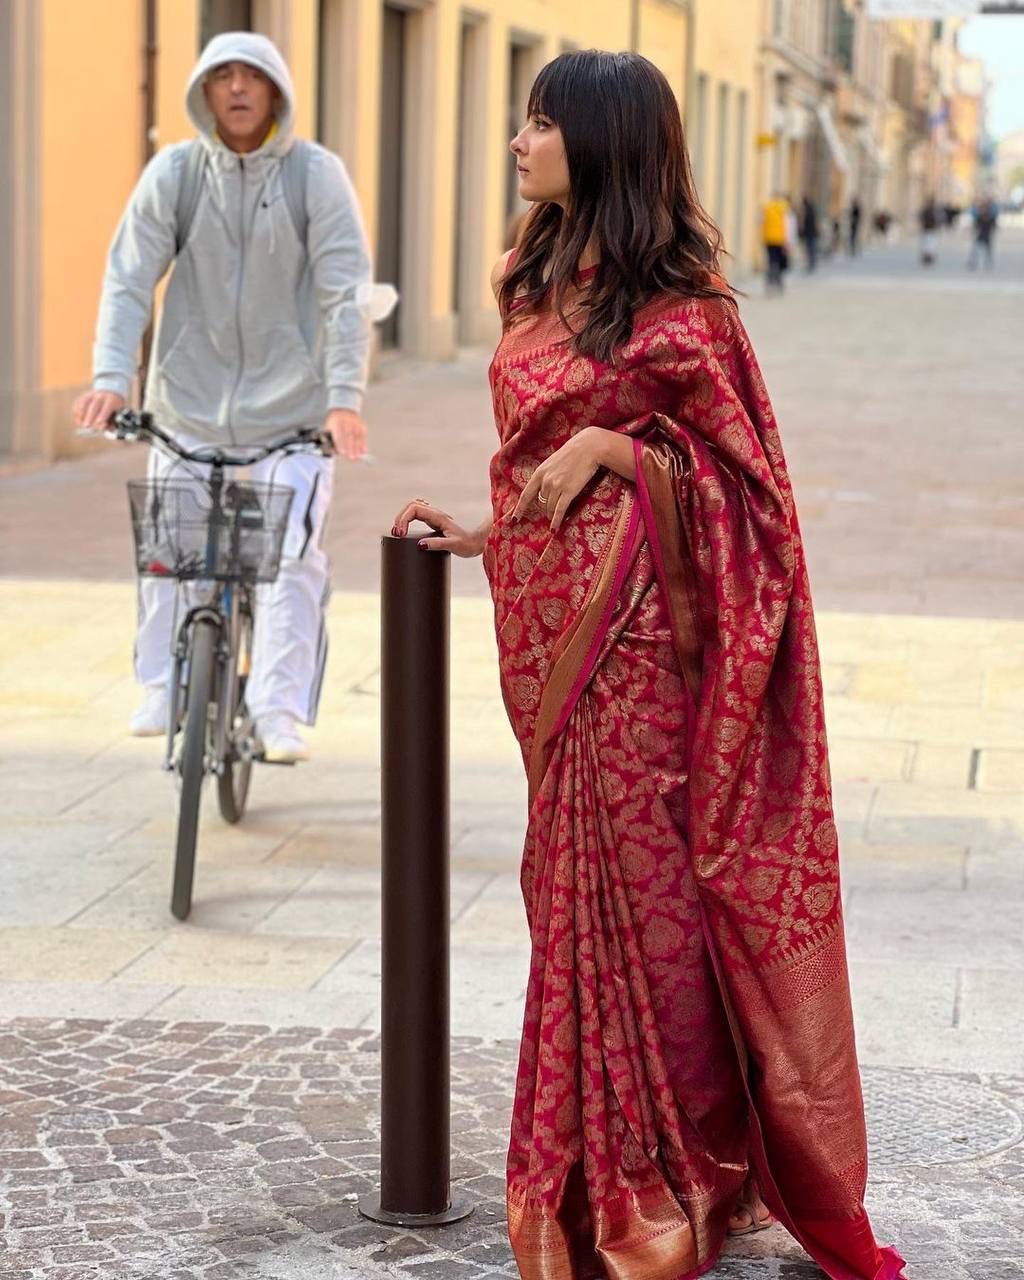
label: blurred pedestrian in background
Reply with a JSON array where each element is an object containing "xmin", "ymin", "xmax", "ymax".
[
  {"xmin": 799, "ymin": 195, "xmax": 820, "ymax": 273},
  {"xmin": 848, "ymin": 196, "xmax": 863, "ymax": 256},
  {"xmin": 828, "ymin": 213, "xmax": 843, "ymax": 258},
  {"xmin": 762, "ymin": 191, "xmax": 793, "ymax": 294},
  {"xmin": 919, "ymin": 196, "xmax": 940, "ymax": 267},
  {"xmin": 967, "ymin": 196, "xmax": 998, "ymax": 270}
]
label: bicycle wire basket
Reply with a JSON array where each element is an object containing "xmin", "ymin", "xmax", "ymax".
[{"xmin": 127, "ymin": 479, "xmax": 296, "ymax": 583}]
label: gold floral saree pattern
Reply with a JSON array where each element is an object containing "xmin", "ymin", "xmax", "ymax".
[{"xmin": 484, "ymin": 279, "xmax": 904, "ymax": 1280}]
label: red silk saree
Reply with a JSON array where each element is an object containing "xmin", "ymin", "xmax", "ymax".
[{"xmin": 483, "ymin": 271, "xmax": 905, "ymax": 1280}]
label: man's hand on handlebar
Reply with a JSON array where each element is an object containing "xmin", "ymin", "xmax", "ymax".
[{"xmin": 73, "ymin": 390, "xmax": 126, "ymax": 431}]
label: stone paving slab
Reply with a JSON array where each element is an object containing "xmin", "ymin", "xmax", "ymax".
[
  {"xmin": 1, "ymin": 1018, "xmax": 1022, "ymax": 1280},
  {"xmin": 1, "ymin": 582, "xmax": 1023, "ymax": 1064}
]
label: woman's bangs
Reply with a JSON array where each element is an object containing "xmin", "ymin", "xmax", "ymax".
[{"xmin": 526, "ymin": 59, "xmax": 570, "ymax": 126}]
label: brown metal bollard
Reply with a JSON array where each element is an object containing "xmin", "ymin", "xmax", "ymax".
[{"xmin": 359, "ymin": 535, "xmax": 474, "ymax": 1228}]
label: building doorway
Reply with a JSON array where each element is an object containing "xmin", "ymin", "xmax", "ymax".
[
  {"xmin": 453, "ymin": 17, "xmax": 487, "ymax": 342},
  {"xmin": 505, "ymin": 38, "xmax": 541, "ymax": 246},
  {"xmin": 734, "ymin": 90, "xmax": 749, "ymax": 263},
  {"xmin": 377, "ymin": 4, "xmax": 407, "ymax": 350},
  {"xmin": 0, "ymin": 0, "xmax": 39, "ymax": 459},
  {"xmin": 200, "ymin": 0, "xmax": 253, "ymax": 45},
  {"xmin": 0, "ymin": 6, "xmax": 14, "ymax": 455}
]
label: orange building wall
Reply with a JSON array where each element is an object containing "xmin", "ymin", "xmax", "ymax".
[
  {"xmin": 289, "ymin": 0, "xmax": 320, "ymax": 142},
  {"xmin": 39, "ymin": 0, "xmax": 143, "ymax": 392},
  {"xmin": 158, "ymin": 0, "xmax": 202, "ymax": 147},
  {"xmin": 950, "ymin": 94, "xmax": 982, "ymax": 201}
]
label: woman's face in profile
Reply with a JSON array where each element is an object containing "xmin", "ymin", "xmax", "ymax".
[{"xmin": 511, "ymin": 113, "xmax": 570, "ymax": 207}]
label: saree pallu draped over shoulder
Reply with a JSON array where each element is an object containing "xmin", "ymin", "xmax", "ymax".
[{"xmin": 484, "ymin": 280, "xmax": 905, "ymax": 1280}]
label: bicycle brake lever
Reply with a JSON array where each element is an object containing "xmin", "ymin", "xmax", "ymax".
[{"xmin": 302, "ymin": 430, "xmax": 335, "ymax": 456}]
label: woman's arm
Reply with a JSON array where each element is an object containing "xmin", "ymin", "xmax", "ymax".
[
  {"xmin": 588, "ymin": 427, "xmax": 637, "ymax": 483},
  {"xmin": 391, "ymin": 500, "xmax": 491, "ymax": 557},
  {"xmin": 513, "ymin": 426, "xmax": 637, "ymax": 531}
]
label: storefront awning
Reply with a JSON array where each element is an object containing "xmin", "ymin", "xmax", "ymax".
[{"xmin": 815, "ymin": 102, "xmax": 850, "ymax": 175}]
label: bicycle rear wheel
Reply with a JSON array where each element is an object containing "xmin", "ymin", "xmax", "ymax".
[
  {"xmin": 172, "ymin": 618, "xmax": 217, "ymax": 920},
  {"xmin": 217, "ymin": 608, "xmax": 254, "ymax": 825},
  {"xmin": 217, "ymin": 724, "xmax": 253, "ymax": 823}
]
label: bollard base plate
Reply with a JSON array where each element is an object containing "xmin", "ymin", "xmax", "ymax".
[{"xmin": 358, "ymin": 1190, "xmax": 474, "ymax": 1228}]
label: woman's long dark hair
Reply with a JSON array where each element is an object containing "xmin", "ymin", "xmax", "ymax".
[{"xmin": 500, "ymin": 51, "xmax": 731, "ymax": 361}]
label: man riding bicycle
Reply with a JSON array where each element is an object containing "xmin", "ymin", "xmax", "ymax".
[{"xmin": 74, "ymin": 31, "xmax": 378, "ymax": 764}]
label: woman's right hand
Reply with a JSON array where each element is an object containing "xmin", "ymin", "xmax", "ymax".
[{"xmin": 391, "ymin": 500, "xmax": 488, "ymax": 558}]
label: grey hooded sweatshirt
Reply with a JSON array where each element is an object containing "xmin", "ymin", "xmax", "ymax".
[{"xmin": 93, "ymin": 33, "xmax": 371, "ymax": 445}]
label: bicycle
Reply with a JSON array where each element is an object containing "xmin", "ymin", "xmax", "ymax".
[{"xmin": 107, "ymin": 409, "xmax": 333, "ymax": 920}]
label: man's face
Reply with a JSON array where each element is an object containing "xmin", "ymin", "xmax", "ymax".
[{"xmin": 203, "ymin": 61, "xmax": 279, "ymax": 151}]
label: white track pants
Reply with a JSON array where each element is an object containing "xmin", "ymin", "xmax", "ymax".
[{"xmin": 134, "ymin": 438, "xmax": 334, "ymax": 725}]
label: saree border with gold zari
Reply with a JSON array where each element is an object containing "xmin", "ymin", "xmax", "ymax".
[{"xmin": 525, "ymin": 488, "xmax": 643, "ymax": 805}]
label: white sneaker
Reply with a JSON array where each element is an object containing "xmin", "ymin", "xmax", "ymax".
[
  {"xmin": 257, "ymin": 713, "xmax": 310, "ymax": 764},
  {"xmin": 129, "ymin": 686, "xmax": 170, "ymax": 737}
]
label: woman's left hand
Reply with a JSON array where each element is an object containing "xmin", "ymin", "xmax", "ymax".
[{"xmin": 514, "ymin": 427, "xmax": 605, "ymax": 532}]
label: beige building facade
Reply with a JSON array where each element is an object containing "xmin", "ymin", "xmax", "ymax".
[
  {"xmin": 833, "ymin": 2, "xmax": 890, "ymax": 223},
  {"xmin": 996, "ymin": 128, "xmax": 1024, "ymax": 203},
  {"xmin": 750, "ymin": 4, "xmax": 982, "ymax": 250},
  {"xmin": 688, "ymin": 0, "xmax": 763, "ymax": 275},
  {"xmin": 757, "ymin": 0, "xmax": 844, "ymax": 222}
]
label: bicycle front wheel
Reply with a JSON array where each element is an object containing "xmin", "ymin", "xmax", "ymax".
[{"xmin": 172, "ymin": 618, "xmax": 218, "ymax": 921}]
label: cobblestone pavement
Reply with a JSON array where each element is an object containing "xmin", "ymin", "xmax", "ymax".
[{"xmin": 2, "ymin": 1019, "xmax": 1023, "ymax": 1280}]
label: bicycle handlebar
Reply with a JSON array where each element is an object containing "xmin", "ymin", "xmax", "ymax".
[{"xmin": 105, "ymin": 410, "xmax": 334, "ymax": 465}]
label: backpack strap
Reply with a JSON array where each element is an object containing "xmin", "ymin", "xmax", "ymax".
[
  {"xmin": 281, "ymin": 139, "xmax": 311, "ymax": 247},
  {"xmin": 175, "ymin": 140, "xmax": 206, "ymax": 255}
]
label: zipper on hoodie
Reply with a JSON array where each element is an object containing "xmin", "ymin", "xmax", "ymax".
[{"xmin": 224, "ymin": 154, "xmax": 247, "ymax": 446}]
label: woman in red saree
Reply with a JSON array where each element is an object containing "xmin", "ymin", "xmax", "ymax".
[{"xmin": 394, "ymin": 50, "xmax": 905, "ymax": 1280}]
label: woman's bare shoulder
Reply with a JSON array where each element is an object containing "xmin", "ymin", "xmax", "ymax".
[{"xmin": 491, "ymin": 249, "xmax": 516, "ymax": 300}]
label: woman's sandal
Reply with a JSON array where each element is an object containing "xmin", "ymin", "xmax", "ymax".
[{"xmin": 727, "ymin": 1195, "xmax": 775, "ymax": 1237}]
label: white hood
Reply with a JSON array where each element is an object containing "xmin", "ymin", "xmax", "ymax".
[{"xmin": 185, "ymin": 32, "xmax": 294, "ymax": 152}]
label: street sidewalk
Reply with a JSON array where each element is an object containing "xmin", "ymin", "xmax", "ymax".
[{"xmin": 1, "ymin": 232, "xmax": 1023, "ymax": 1279}]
